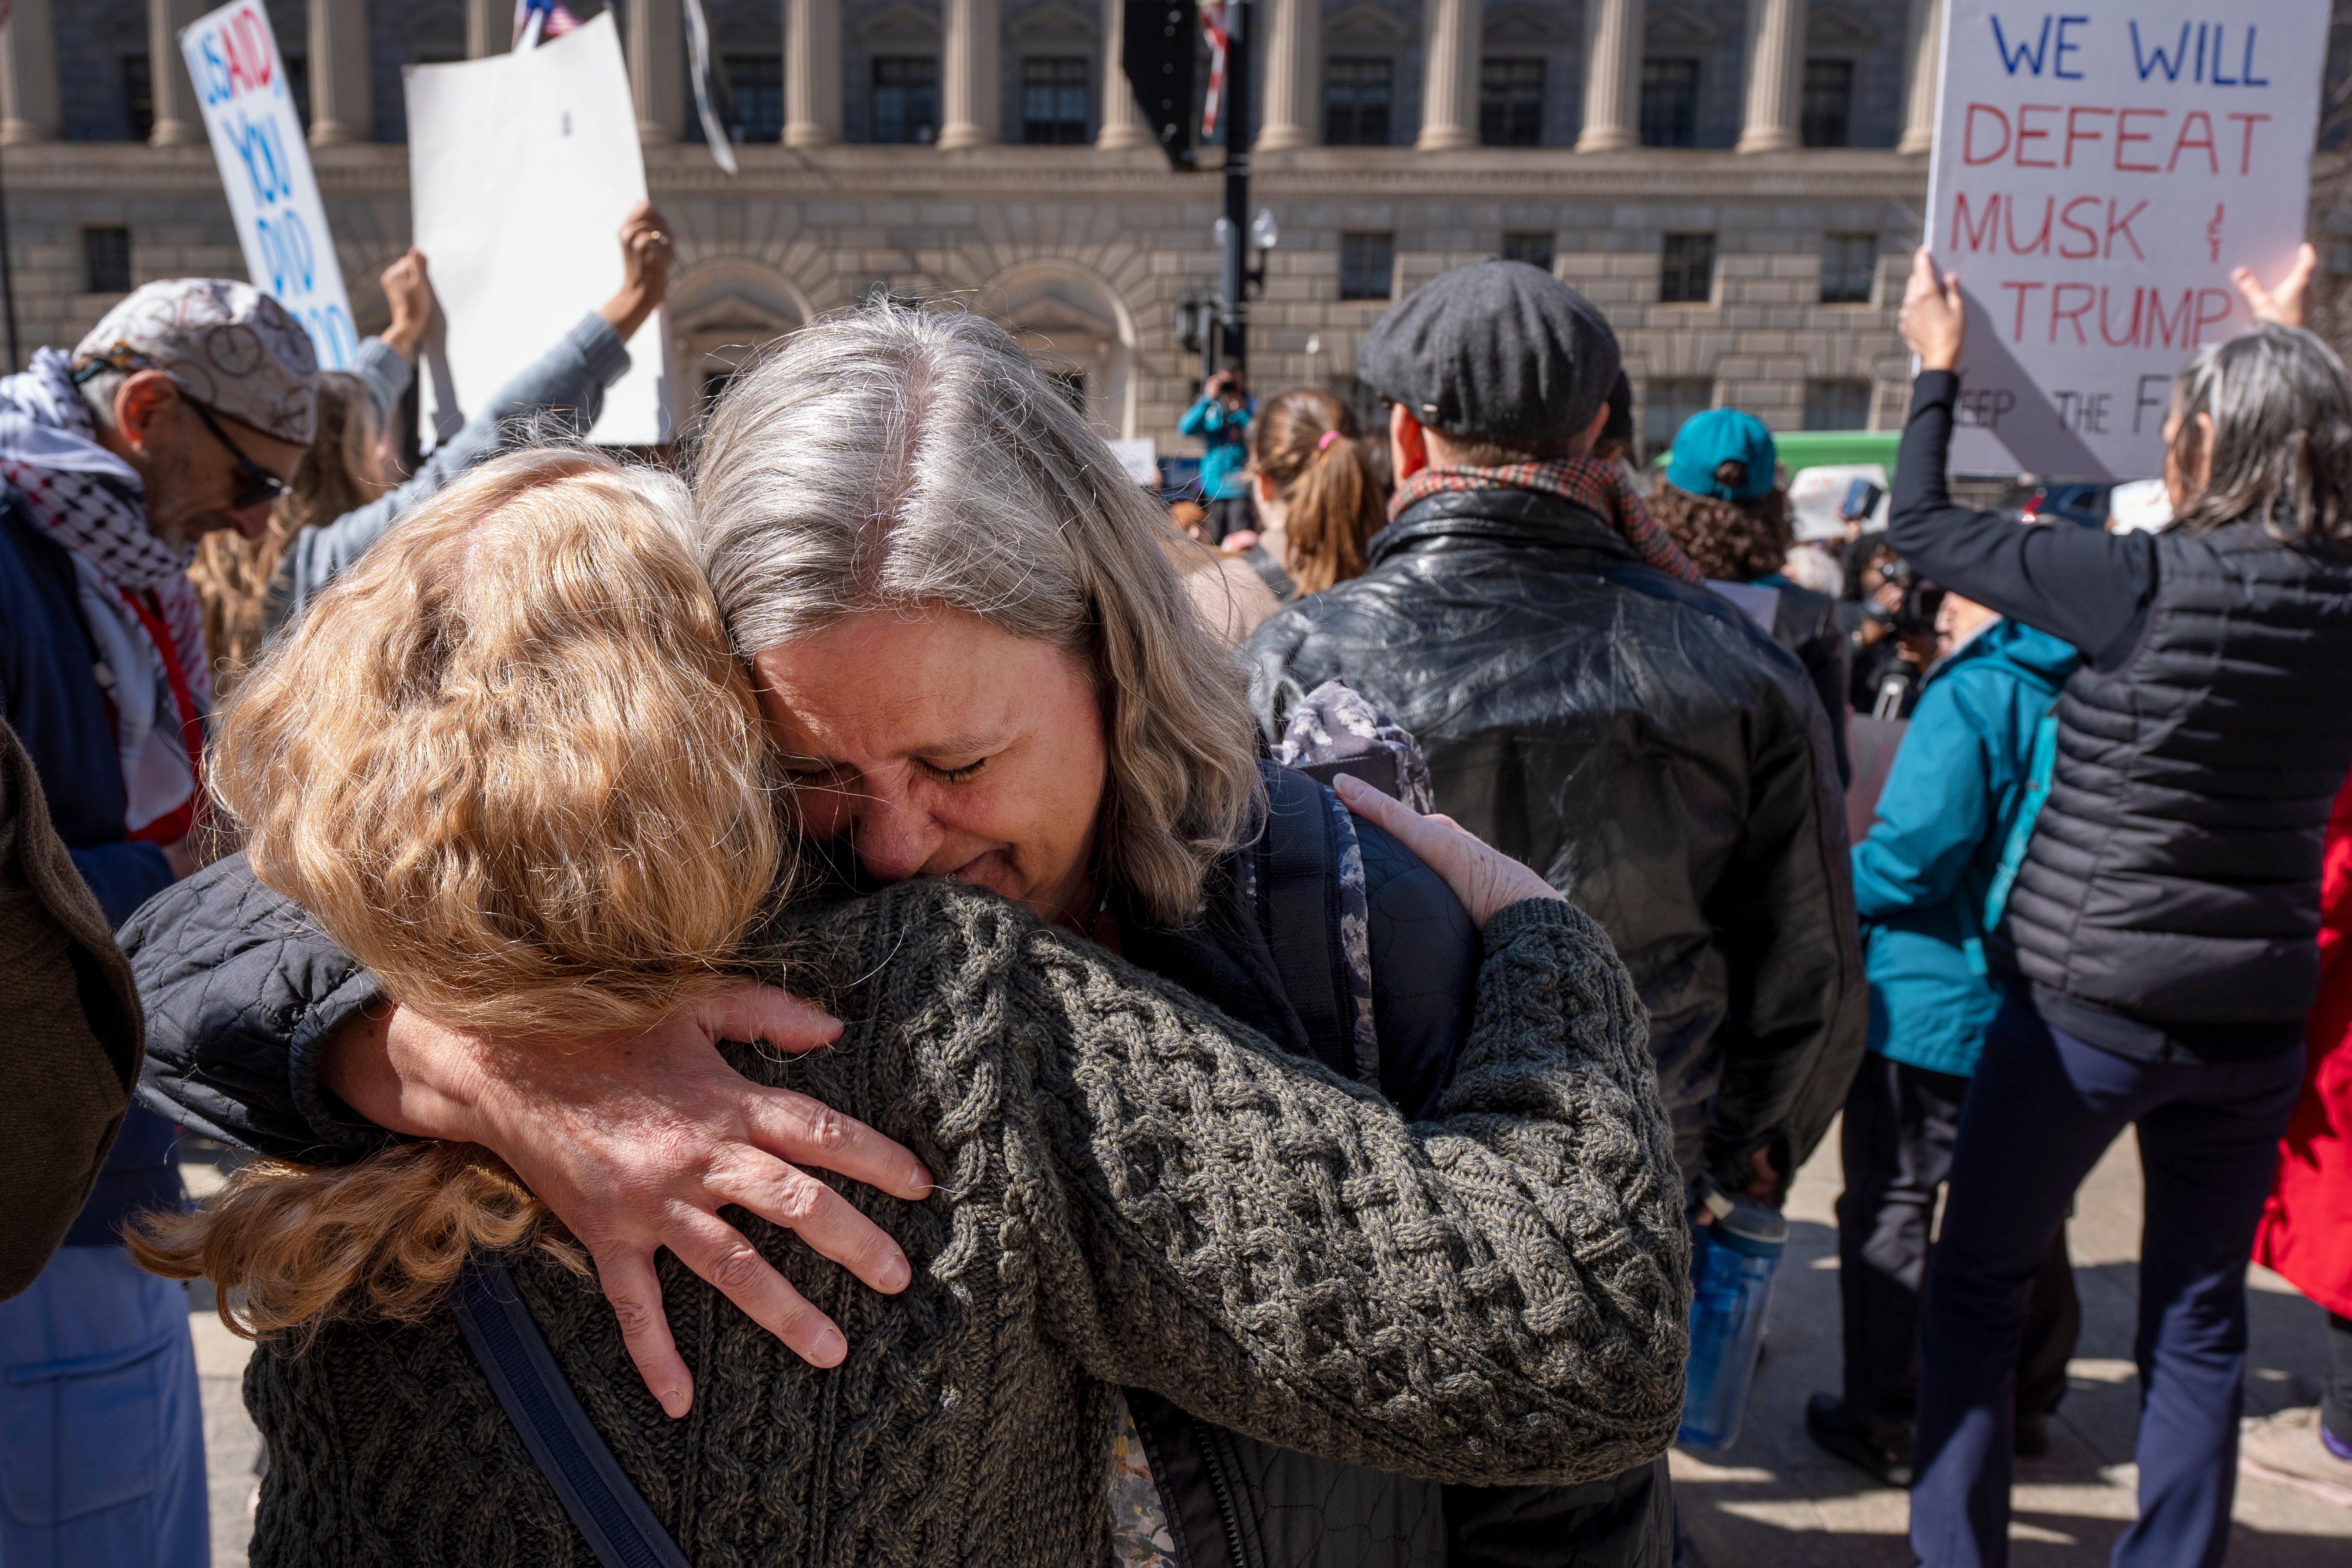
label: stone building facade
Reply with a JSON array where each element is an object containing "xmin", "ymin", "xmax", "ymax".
[{"xmin": 0, "ymin": 1, "xmax": 2335, "ymax": 458}]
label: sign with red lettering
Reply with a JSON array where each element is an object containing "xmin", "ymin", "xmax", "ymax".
[
  {"xmin": 179, "ymin": 1, "xmax": 356, "ymax": 369},
  {"xmin": 1925, "ymin": 4, "xmax": 2328, "ymax": 477}
]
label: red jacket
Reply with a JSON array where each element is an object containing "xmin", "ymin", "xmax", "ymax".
[{"xmin": 2253, "ymin": 770, "xmax": 2352, "ymax": 1318}]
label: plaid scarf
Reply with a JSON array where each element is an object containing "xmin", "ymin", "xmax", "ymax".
[
  {"xmin": 0, "ymin": 348, "xmax": 210, "ymax": 835},
  {"xmin": 1390, "ymin": 456, "xmax": 1703, "ymax": 585}
]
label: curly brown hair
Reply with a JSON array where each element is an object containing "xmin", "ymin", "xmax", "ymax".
[{"xmin": 1645, "ymin": 478, "xmax": 1794, "ymax": 583}]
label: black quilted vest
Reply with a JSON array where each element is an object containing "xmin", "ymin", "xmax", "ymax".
[{"xmin": 2003, "ymin": 521, "xmax": 2352, "ymax": 1027}]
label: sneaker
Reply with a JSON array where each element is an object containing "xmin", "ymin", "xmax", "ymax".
[
  {"xmin": 2014, "ymin": 1412, "xmax": 2051, "ymax": 1458},
  {"xmin": 2240, "ymin": 1407, "xmax": 2352, "ymax": 1509},
  {"xmin": 1805, "ymin": 1393, "xmax": 1914, "ymax": 1488}
]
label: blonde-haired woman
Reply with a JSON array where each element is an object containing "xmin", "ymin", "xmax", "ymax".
[{"xmin": 131, "ymin": 439, "xmax": 1686, "ymax": 1565}]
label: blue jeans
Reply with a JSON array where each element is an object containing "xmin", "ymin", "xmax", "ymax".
[
  {"xmin": 1909, "ymin": 996, "xmax": 2304, "ymax": 1568},
  {"xmin": 0, "ymin": 1247, "xmax": 208, "ymax": 1568}
]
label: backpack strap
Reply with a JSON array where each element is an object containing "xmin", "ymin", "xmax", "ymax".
[
  {"xmin": 450, "ymin": 1253, "xmax": 692, "ymax": 1568},
  {"xmin": 1256, "ymin": 760, "xmax": 1378, "ymax": 1085}
]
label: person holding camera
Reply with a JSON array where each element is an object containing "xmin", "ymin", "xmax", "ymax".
[
  {"xmin": 1178, "ymin": 358, "xmax": 1255, "ymax": 543},
  {"xmin": 1807, "ymin": 589, "xmax": 2083, "ymax": 1488},
  {"xmin": 1895, "ymin": 244, "xmax": 2352, "ymax": 1568}
]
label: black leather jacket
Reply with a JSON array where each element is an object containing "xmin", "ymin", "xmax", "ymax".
[
  {"xmin": 1242, "ymin": 486, "xmax": 1866, "ymax": 1192},
  {"xmin": 126, "ymin": 776, "xmax": 1669, "ymax": 1568}
]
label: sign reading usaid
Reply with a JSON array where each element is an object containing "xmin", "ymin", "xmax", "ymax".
[
  {"xmin": 179, "ymin": 1, "xmax": 357, "ymax": 370},
  {"xmin": 1924, "ymin": 4, "xmax": 2329, "ymax": 478}
]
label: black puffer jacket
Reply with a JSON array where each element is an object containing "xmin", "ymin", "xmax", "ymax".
[
  {"xmin": 2010, "ymin": 521, "xmax": 2352, "ymax": 1031},
  {"xmin": 1892, "ymin": 369, "xmax": 2352, "ymax": 1059},
  {"xmin": 127, "ymin": 772, "xmax": 1671, "ymax": 1568},
  {"xmin": 1242, "ymin": 485, "xmax": 1866, "ymax": 1191}
]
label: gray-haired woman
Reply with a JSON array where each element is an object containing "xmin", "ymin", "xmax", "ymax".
[
  {"xmin": 130, "ymin": 304, "xmax": 1688, "ymax": 1565},
  {"xmin": 1891, "ymin": 245, "xmax": 2352, "ymax": 1568}
]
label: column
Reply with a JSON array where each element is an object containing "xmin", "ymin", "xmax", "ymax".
[
  {"xmin": 0, "ymin": 0, "xmax": 61, "ymax": 146},
  {"xmin": 1896, "ymin": 0, "xmax": 1939, "ymax": 154},
  {"xmin": 786, "ymin": 0, "xmax": 845, "ymax": 147},
  {"xmin": 1096, "ymin": 0, "xmax": 1152, "ymax": 148},
  {"xmin": 466, "ymin": 0, "xmax": 510, "ymax": 58},
  {"xmin": 629, "ymin": 0, "xmax": 685, "ymax": 144},
  {"xmin": 148, "ymin": 0, "xmax": 204, "ymax": 146},
  {"xmin": 938, "ymin": 0, "xmax": 1001, "ymax": 149},
  {"xmin": 1734, "ymin": 0, "xmax": 1805, "ymax": 153},
  {"xmin": 1574, "ymin": 0, "xmax": 1641, "ymax": 152},
  {"xmin": 1414, "ymin": 0, "xmax": 1480, "ymax": 151},
  {"xmin": 1255, "ymin": 0, "xmax": 1320, "ymax": 150},
  {"xmin": 306, "ymin": 0, "xmax": 374, "ymax": 146}
]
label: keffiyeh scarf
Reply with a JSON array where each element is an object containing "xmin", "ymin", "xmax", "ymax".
[
  {"xmin": 0, "ymin": 348, "xmax": 209, "ymax": 837},
  {"xmin": 1391, "ymin": 454, "xmax": 1703, "ymax": 584}
]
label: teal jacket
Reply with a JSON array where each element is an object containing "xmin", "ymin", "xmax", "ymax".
[
  {"xmin": 1851, "ymin": 618, "xmax": 2079, "ymax": 1077},
  {"xmin": 1178, "ymin": 395, "xmax": 1254, "ymax": 499}
]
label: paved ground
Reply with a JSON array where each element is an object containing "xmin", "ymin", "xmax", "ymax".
[{"xmin": 184, "ymin": 1126, "xmax": 2352, "ymax": 1567}]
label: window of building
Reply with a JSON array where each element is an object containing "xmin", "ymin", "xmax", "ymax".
[
  {"xmin": 282, "ymin": 55, "xmax": 310, "ymax": 128},
  {"xmin": 84, "ymin": 227, "xmax": 132, "ymax": 295},
  {"xmin": 1340, "ymin": 233, "xmax": 1395, "ymax": 301},
  {"xmin": 1022, "ymin": 56, "xmax": 1090, "ymax": 144},
  {"xmin": 1324, "ymin": 58, "xmax": 1393, "ymax": 146},
  {"xmin": 1819, "ymin": 233, "xmax": 1876, "ymax": 305},
  {"xmin": 872, "ymin": 56, "xmax": 940, "ymax": 144},
  {"xmin": 727, "ymin": 55, "xmax": 785, "ymax": 142},
  {"xmin": 1639, "ymin": 58, "xmax": 1698, "ymax": 148},
  {"xmin": 1643, "ymin": 379, "xmax": 1714, "ymax": 453},
  {"xmin": 1479, "ymin": 59, "xmax": 1545, "ymax": 147},
  {"xmin": 122, "ymin": 55, "xmax": 154, "ymax": 142},
  {"xmin": 1659, "ymin": 233, "xmax": 1715, "ymax": 305},
  {"xmin": 1805, "ymin": 380, "xmax": 1873, "ymax": 431},
  {"xmin": 1501, "ymin": 231, "xmax": 1555, "ymax": 270},
  {"xmin": 1801, "ymin": 59, "xmax": 1853, "ymax": 148}
]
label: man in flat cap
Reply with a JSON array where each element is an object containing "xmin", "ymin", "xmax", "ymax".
[
  {"xmin": 0, "ymin": 277, "xmax": 317, "ymax": 1568},
  {"xmin": 1244, "ymin": 260, "xmax": 1863, "ymax": 1563}
]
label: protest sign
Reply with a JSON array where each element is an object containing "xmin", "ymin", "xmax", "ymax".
[
  {"xmin": 178, "ymin": 2, "xmax": 357, "ymax": 369},
  {"xmin": 1925, "ymin": 3, "xmax": 2329, "ymax": 479},
  {"xmin": 405, "ymin": 13, "xmax": 670, "ymax": 446}
]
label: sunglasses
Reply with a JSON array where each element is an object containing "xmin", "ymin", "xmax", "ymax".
[{"xmin": 184, "ymin": 397, "xmax": 288, "ymax": 511}]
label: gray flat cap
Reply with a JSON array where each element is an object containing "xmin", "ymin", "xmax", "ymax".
[{"xmin": 1358, "ymin": 260, "xmax": 1621, "ymax": 443}]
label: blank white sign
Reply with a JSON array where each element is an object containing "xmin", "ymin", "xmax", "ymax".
[{"xmin": 405, "ymin": 14, "xmax": 670, "ymax": 446}]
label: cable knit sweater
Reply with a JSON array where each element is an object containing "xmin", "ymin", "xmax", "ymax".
[{"xmin": 243, "ymin": 878, "xmax": 1688, "ymax": 1568}]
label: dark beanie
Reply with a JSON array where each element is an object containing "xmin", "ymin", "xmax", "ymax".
[{"xmin": 1357, "ymin": 260, "xmax": 1622, "ymax": 443}]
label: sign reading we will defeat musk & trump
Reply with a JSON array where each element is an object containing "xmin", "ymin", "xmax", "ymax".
[
  {"xmin": 1925, "ymin": 4, "xmax": 2328, "ymax": 479},
  {"xmin": 177, "ymin": 2, "xmax": 357, "ymax": 370}
]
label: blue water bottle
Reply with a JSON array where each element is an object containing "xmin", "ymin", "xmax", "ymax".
[{"xmin": 1675, "ymin": 1187, "xmax": 1787, "ymax": 1452}]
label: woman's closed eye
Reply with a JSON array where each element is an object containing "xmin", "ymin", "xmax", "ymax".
[{"xmin": 921, "ymin": 756, "xmax": 990, "ymax": 784}]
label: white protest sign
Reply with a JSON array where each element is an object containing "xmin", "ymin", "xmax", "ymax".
[
  {"xmin": 1925, "ymin": 4, "xmax": 2329, "ymax": 479},
  {"xmin": 405, "ymin": 14, "xmax": 669, "ymax": 446},
  {"xmin": 178, "ymin": 2, "xmax": 357, "ymax": 370}
]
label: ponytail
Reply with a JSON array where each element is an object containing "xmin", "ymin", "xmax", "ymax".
[{"xmin": 1249, "ymin": 388, "xmax": 1389, "ymax": 596}]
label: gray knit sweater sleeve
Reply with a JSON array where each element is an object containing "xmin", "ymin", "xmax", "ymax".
[{"xmin": 835, "ymin": 885, "xmax": 1690, "ymax": 1488}]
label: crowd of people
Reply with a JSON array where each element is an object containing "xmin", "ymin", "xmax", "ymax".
[{"xmin": 0, "ymin": 209, "xmax": 2348, "ymax": 1568}]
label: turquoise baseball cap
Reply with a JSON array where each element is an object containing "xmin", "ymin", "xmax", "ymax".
[{"xmin": 1665, "ymin": 408, "xmax": 1778, "ymax": 501}]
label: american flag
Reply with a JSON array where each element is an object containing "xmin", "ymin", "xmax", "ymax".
[{"xmin": 513, "ymin": 0, "xmax": 582, "ymax": 45}]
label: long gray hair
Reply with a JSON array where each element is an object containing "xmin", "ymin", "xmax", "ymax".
[
  {"xmin": 2169, "ymin": 324, "xmax": 2352, "ymax": 545},
  {"xmin": 690, "ymin": 301, "xmax": 1263, "ymax": 925}
]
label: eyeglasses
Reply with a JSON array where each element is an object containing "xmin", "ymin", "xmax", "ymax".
[{"xmin": 183, "ymin": 397, "xmax": 288, "ymax": 511}]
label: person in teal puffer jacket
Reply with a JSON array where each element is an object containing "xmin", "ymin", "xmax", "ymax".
[{"xmin": 1807, "ymin": 595, "xmax": 2085, "ymax": 1488}]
